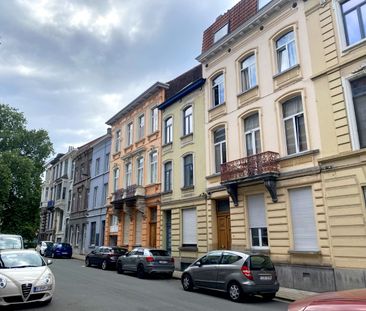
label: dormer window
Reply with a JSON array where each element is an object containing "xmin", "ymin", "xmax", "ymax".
[
  {"xmin": 258, "ymin": 0, "xmax": 272, "ymax": 10},
  {"xmin": 214, "ymin": 24, "xmax": 229, "ymax": 43}
]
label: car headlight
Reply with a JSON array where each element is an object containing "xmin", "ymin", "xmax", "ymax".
[
  {"xmin": 40, "ymin": 272, "xmax": 53, "ymax": 285},
  {"xmin": 0, "ymin": 275, "xmax": 7, "ymax": 288}
]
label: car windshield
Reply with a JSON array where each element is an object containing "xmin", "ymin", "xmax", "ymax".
[
  {"xmin": 150, "ymin": 250, "xmax": 169, "ymax": 256},
  {"xmin": 250, "ymin": 255, "xmax": 275, "ymax": 271},
  {"xmin": 0, "ymin": 236, "xmax": 22, "ymax": 250},
  {"xmin": 0, "ymin": 252, "xmax": 45, "ymax": 269}
]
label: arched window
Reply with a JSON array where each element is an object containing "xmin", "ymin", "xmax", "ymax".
[
  {"xmin": 164, "ymin": 117, "xmax": 173, "ymax": 144},
  {"xmin": 276, "ymin": 30, "xmax": 297, "ymax": 73},
  {"xmin": 183, "ymin": 154, "xmax": 193, "ymax": 187},
  {"xmin": 212, "ymin": 74, "xmax": 225, "ymax": 107},
  {"xmin": 183, "ymin": 106, "xmax": 193, "ymax": 135},
  {"xmin": 240, "ymin": 54, "xmax": 257, "ymax": 92},
  {"xmin": 244, "ymin": 113, "xmax": 261, "ymax": 156}
]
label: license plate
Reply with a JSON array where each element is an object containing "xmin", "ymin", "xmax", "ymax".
[
  {"xmin": 34, "ymin": 285, "xmax": 52, "ymax": 292},
  {"xmin": 62, "ymin": 252, "xmax": 68, "ymax": 255},
  {"xmin": 259, "ymin": 275, "xmax": 272, "ymax": 281},
  {"xmin": 159, "ymin": 261, "xmax": 168, "ymax": 264}
]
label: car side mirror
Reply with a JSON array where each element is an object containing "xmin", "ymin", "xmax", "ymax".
[
  {"xmin": 195, "ymin": 261, "xmax": 202, "ymax": 267},
  {"xmin": 47, "ymin": 259, "xmax": 53, "ymax": 265},
  {"xmin": 91, "ymin": 251, "xmax": 96, "ymax": 254}
]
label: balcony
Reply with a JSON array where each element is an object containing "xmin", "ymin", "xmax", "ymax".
[
  {"xmin": 221, "ymin": 151, "xmax": 280, "ymax": 205},
  {"xmin": 111, "ymin": 185, "xmax": 145, "ymax": 209}
]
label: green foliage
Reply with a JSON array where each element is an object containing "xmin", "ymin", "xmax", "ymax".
[{"xmin": 0, "ymin": 104, "xmax": 53, "ymax": 240}]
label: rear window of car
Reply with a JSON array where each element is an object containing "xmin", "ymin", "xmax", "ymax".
[
  {"xmin": 150, "ymin": 250, "xmax": 170, "ymax": 256},
  {"xmin": 111, "ymin": 248, "xmax": 127, "ymax": 255},
  {"xmin": 249, "ymin": 255, "xmax": 275, "ymax": 271}
]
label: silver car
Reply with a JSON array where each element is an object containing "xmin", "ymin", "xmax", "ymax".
[
  {"xmin": 181, "ymin": 250, "xmax": 279, "ymax": 302},
  {"xmin": 116, "ymin": 247, "xmax": 175, "ymax": 278}
]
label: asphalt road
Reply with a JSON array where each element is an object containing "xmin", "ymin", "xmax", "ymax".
[{"xmin": 11, "ymin": 258, "xmax": 289, "ymax": 311}]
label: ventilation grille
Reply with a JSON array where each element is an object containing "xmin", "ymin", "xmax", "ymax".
[{"xmin": 22, "ymin": 283, "xmax": 32, "ymax": 299}]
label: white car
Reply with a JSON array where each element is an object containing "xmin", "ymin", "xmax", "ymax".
[
  {"xmin": 35, "ymin": 241, "xmax": 53, "ymax": 256},
  {"xmin": 0, "ymin": 249, "xmax": 55, "ymax": 307}
]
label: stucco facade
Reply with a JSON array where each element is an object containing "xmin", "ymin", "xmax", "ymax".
[
  {"xmin": 105, "ymin": 83, "xmax": 168, "ymax": 249},
  {"xmin": 197, "ymin": 0, "xmax": 331, "ymax": 292},
  {"xmin": 305, "ymin": 0, "xmax": 366, "ymax": 290},
  {"xmin": 158, "ymin": 67, "xmax": 206, "ymax": 269}
]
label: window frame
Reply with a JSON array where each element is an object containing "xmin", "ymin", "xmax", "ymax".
[
  {"xmin": 151, "ymin": 107, "xmax": 158, "ymax": 133},
  {"xmin": 183, "ymin": 154, "xmax": 194, "ymax": 188},
  {"xmin": 164, "ymin": 117, "xmax": 173, "ymax": 144},
  {"xmin": 275, "ymin": 30, "xmax": 298, "ymax": 74},
  {"xmin": 136, "ymin": 157, "xmax": 144, "ymax": 186},
  {"xmin": 212, "ymin": 73, "xmax": 225, "ymax": 107},
  {"xmin": 244, "ymin": 112, "xmax": 262, "ymax": 156},
  {"xmin": 182, "ymin": 208, "xmax": 197, "ymax": 247},
  {"xmin": 163, "ymin": 161, "xmax": 172, "ymax": 192},
  {"xmin": 127, "ymin": 122, "xmax": 133, "ymax": 146},
  {"xmin": 213, "ymin": 127, "xmax": 227, "ymax": 173},
  {"xmin": 125, "ymin": 162, "xmax": 132, "ymax": 187},
  {"xmin": 183, "ymin": 105, "xmax": 193, "ymax": 136},
  {"xmin": 247, "ymin": 194, "xmax": 268, "ymax": 249},
  {"xmin": 113, "ymin": 168, "xmax": 119, "ymax": 192},
  {"xmin": 115, "ymin": 130, "xmax": 121, "ymax": 153},
  {"xmin": 137, "ymin": 114, "xmax": 145, "ymax": 140},
  {"xmin": 149, "ymin": 150, "xmax": 158, "ymax": 184},
  {"xmin": 240, "ymin": 53, "xmax": 257, "ymax": 92}
]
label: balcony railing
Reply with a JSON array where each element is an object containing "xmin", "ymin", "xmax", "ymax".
[
  {"xmin": 221, "ymin": 151, "xmax": 280, "ymax": 183},
  {"xmin": 111, "ymin": 188, "xmax": 125, "ymax": 203}
]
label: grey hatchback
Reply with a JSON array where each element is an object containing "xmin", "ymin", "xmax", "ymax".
[
  {"xmin": 116, "ymin": 247, "xmax": 175, "ymax": 278},
  {"xmin": 181, "ymin": 250, "xmax": 279, "ymax": 302}
]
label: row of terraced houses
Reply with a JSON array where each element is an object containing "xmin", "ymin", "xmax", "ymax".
[{"xmin": 38, "ymin": 0, "xmax": 366, "ymax": 293}]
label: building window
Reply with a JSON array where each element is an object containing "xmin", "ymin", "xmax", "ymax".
[
  {"xmin": 95, "ymin": 158, "xmax": 100, "ymax": 176},
  {"xmin": 150, "ymin": 151, "xmax": 158, "ymax": 184},
  {"xmin": 341, "ymin": 0, "xmax": 366, "ymax": 46},
  {"xmin": 113, "ymin": 168, "xmax": 119, "ymax": 192},
  {"xmin": 183, "ymin": 154, "xmax": 193, "ymax": 188},
  {"xmin": 182, "ymin": 208, "xmax": 197, "ymax": 246},
  {"xmin": 212, "ymin": 73, "xmax": 225, "ymax": 107},
  {"xmin": 138, "ymin": 114, "xmax": 145, "ymax": 140},
  {"xmin": 125, "ymin": 162, "xmax": 132, "ymax": 187},
  {"xmin": 289, "ymin": 187, "xmax": 318, "ymax": 251},
  {"xmin": 183, "ymin": 106, "xmax": 193, "ymax": 136},
  {"xmin": 127, "ymin": 122, "xmax": 133, "ymax": 146},
  {"xmin": 214, "ymin": 24, "xmax": 228, "ymax": 42},
  {"xmin": 102, "ymin": 183, "xmax": 108, "ymax": 205},
  {"xmin": 151, "ymin": 107, "xmax": 158, "ymax": 133},
  {"xmin": 164, "ymin": 161, "xmax": 172, "ymax": 192},
  {"xmin": 348, "ymin": 76, "xmax": 366, "ymax": 149},
  {"xmin": 276, "ymin": 30, "xmax": 297, "ymax": 73},
  {"xmin": 137, "ymin": 157, "xmax": 144, "ymax": 186},
  {"xmin": 282, "ymin": 96, "xmax": 307, "ymax": 155},
  {"xmin": 247, "ymin": 194, "xmax": 268, "ymax": 248},
  {"xmin": 240, "ymin": 54, "xmax": 257, "ymax": 92},
  {"xmin": 244, "ymin": 113, "xmax": 261, "ymax": 156},
  {"xmin": 164, "ymin": 117, "xmax": 173, "ymax": 144},
  {"xmin": 115, "ymin": 130, "xmax": 121, "ymax": 153},
  {"xmin": 104, "ymin": 153, "xmax": 110, "ymax": 172},
  {"xmin": 58, "ymin": 210, "xmax": 63, "ymax": 231},
  {"xmin": 64, "ymin": 159, "xmax": 68, "ymax": 176},
  {"xmin": 93, "ymin": 186, "xmax": 98, "ymax": 207},
  {"xmin": 62, "ymin": 187, "xmax": 66, "ymax": 200},
  {"xmin": 214, "ymin": 127, "xmax": 227, "ymax": 173},
  {"xmin": 110, "ymin": 215, "xmax": 118, "ymax": 226},
  {"xmin": 90, "ymin": 222, "xmax": 96, "ymax": 246},
  {"xmin": 258, "ymin": 0, "xmax": 272, "ymax": 9}
]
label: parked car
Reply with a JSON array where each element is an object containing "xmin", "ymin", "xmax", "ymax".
[
  {"xmin": 181, "ymin": 250, "xmax": 279, "ymax": 302},
  {"xmin": 85, "ymin": 246, "xmax": 127, "ymax": 270},
  {"xmin": 0, "ymin": 249, "xmax": 55, "ymax": 307},
  {"xmin": 0, "ymin": 234, "xmax": 24, "ymax": 250},
  {"xmin": 116, "ymin": 247, "xmax": 175, "ymax": 278},
  {"xmin": 44, "ymin": 243, "xmax": 72, "ymax": 259},
  {"xmin": 36, "ymin": 241, "xmax": 53, "ymax": 256},
  {"xmin": 288, "ymin": 288, "xmax": 366, "ymax": 311}
]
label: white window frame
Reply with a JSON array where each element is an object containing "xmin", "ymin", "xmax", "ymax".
[
  {"xmin": 115, "ymin": 130, "xmax": 121, "ymax": 153},
  {"xmin": 183, "ymin": 106, "xmax": 193, "ymax": 136},
  {"xmin": 164, "ymin": 117, "xmax": 173, "ymax": 144},
  {"xmin": 183, "ymin": 154, "xmax": 194, "ymax": 188},
  {"xmin": 136, "ymin": 157, "xmax": 144, "ymax": 186},
  {"xmin": 244, "ymin": 113, "xmax": 261, "ymax": 156},
  {"xmin": 113, "ymin": 168, "xmax": 119, "ymax": 192},
  {"xmin": 127, "ymin": 122, "xmax": 133, "ymax": 146},
  {"xmin": 214, "ymin": 24, "xmax": 228, "ymax": 42},
  {"xmin": 212, "ymin": 73, "xmax": 225, "ymax": 107},
  {"xmin": 247, "ymin": 194, "xmax": 268, "ymax": 249},
  {"xmin": 275, "ymin": 30, "xmax": 297, "ymax": 73},
  {"xmin": 125, "ymin": 162, "xmax": 132, "ymax": 187},
  {"xmin": 240, "ymin": 54, "xmax": 257, "ymax": 92},
  {"xmin": 138, "ymin": 114, "xmax": 145, "ymax": 140},
  {"xmin": 213, "ymin": 127, "xmax": 227, "ymax": 173},
  {"xmin": 343, "ymin": 74, "xmax": 366, "ymax": 150},
  {"xmin": 163, "ymin": 161, "xmax": 172, "ymax": 192},
  {"xmin": 151, "ymin": 107, "xmax": 158, "ymax": 133},
  {"xmin": 150, "ymin": 151, "xmax": 158, "ymax": 184}
]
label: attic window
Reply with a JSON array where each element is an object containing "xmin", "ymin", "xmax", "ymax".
[
  {"xmin": 258, "ymin": 0, "xmax": 272, "ymax": 10},
  {"xmin": 214, "ymin": 24, "xmax": 229, "ymax": 43}
]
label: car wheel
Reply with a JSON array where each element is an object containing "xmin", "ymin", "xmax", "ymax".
[
  {"xmin": 228, "ymin": 282, "xmax": 243, "ymax": 302},
  {"xmin": 85, "ymin": 258, "xmax": 90, "ymax": 267},
  {"xmin": 262, "ymin": 293, "xmax": 276, "ymax": 301},
  {"xmin": 117, "ymin": 262, "xmax": 124, "ymax": 274},
  {"xmin": 137, "ymin": 265, "xmax": 145, "ymax": 279},
  {"xmin": 181, "ymin": 273, "xmax": 193, "ymax": 291},
  {"xmin": 101, "ymin": 260, "xmax": 108, "ymax": 270}
]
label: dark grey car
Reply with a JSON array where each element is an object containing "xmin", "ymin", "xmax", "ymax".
[
  {"xmin": 116, "ymin": 247, "xmax": 175, "ymax": 278},
  {"xmin": 181, "ymin": 250, "xmax": 279, "ymax": 302}
]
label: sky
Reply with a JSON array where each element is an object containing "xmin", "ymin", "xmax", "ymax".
[{"xmin": 0, "ymin": 0, "xmax": 239, "ymax": 155}]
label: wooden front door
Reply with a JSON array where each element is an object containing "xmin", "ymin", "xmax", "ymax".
[
  {"xmin": 149, "ymin": 222, "xmax": 156, "ymax": 247},
  {"xmin": 217, "ymin": 214, "xmax": 231, "ymax": 250}
]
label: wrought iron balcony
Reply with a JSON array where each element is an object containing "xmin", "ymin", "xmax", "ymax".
[
  {"xmin": 111, "ymin": 188, "xmax": 125, "ymax": 203},
  {"xmin": 220, "ymin": 151, "xmax": 280, "ymax": 204},
  {"xmin": 221, "ymin": 151, "xmax": 280, "ymax": 182},
  {"xmin": 111, "ymin": 185, "xmax": 145, "ymax": 209}
]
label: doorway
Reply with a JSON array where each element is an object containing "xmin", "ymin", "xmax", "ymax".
[{"xmin": 216, "ymin": 199, "xmax": 231, "ymax": 250}]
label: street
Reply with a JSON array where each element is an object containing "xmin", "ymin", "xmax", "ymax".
[{"xmin": 11, "ymin": 258, "xmax": 289, "ymax": 311}]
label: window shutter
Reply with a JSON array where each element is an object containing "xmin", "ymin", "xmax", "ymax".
[
  {"xmin": 247, "ymin": 194, "xmax": 266, "ymax": 228},
  {"xmin": 183, "ymin": 208, "xmax": 197, "ymax": 245},
  {"xmin": 289, "ymin": 187, "xmax": 318, "ymax": 251}
]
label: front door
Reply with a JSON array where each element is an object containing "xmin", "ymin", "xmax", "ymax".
[
  {"xmin": 149, "ymin": 208, "xmax": 157, "ymax": 247},
  {"xmin": 165, "ymin": 210, "xmax": 171, "ymax": 252},
  {"xmin": 217, "ymin": 214, "xmax": 231, "ymax": 249}
]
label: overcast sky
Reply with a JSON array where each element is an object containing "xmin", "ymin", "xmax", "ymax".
[{"xmin": 0, "ymin": 0, "xmax": 238, "ymax": 155}]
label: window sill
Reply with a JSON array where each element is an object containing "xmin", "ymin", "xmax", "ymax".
[
  {"xmin": 288, "ymin": 250, "xmax": 321, "ymax": 255},
  {"xmin": 280, "ymin": 149, "xmax": 319, "ymax": 161},
  {"xmin": 180, "ymin": 133, "xmax": 193, "ymax": 140},
  {"xmin": 179, "ymin": 246, "xmax": 198, "ymax": 252},
  {"xmin": 205, "ymin": 173, "xmax": 221, "ymax": 179},
  {"xmin": 208, "ymin": 102, "xmax": 226, "ymax": 112},
  {"xmin": 341, "ymin": 38, "xmax": 366, "ymax": 55},
  {"xmin": 273, "ymin": 64, "xmax": 300, "ymax": 79},
  {"xmin": 181, "ymin": 186, "xmax": 194, "ymax": 191},
  {"xmin": 162, "ymin": 190, "xmax": 173, "ymax": 195},
  {"xmin": 237, "ymin": 85, "xmax": 258, "ymax": 97},
  {"xmin": 162, "ymin": 142, "xmax": 173, "ymax": 148}
]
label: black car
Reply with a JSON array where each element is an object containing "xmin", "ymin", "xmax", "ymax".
[
  {"xmin": 44, "ymin": 242, "xmax": 73, "ymax": 258},
  {"xmin": 85, "ymin": 246, "xmax": 127, "ymax": 270}
]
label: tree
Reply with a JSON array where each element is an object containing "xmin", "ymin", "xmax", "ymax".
[{"xmin": 0, "ymin": 104, "xmax": 53, "ymax": 241}]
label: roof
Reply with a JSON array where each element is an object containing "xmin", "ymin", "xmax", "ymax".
[{"xmin": 106, "ymin": 82, "xmax": 169, "ymax": 125}]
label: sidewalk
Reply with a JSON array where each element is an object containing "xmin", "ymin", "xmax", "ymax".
[{"xmin": 71, "ymin": 253, "xmax": 316, "ymax": 301}]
